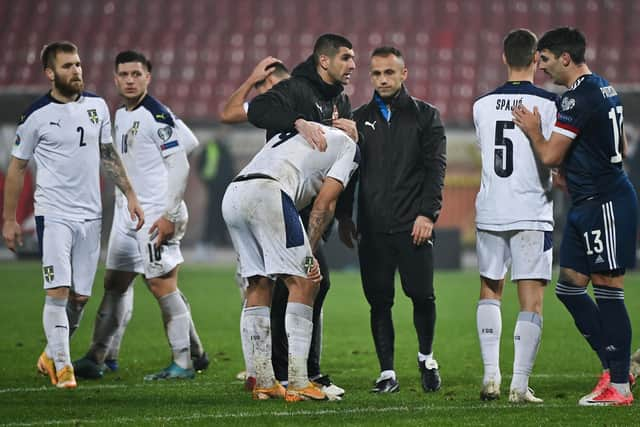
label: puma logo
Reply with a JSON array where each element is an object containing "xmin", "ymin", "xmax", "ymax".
[
  {"xmin": 365, "ymin": 120, "xmax": 376, "ymax": 130},
  {"xmin": 315, "ymin": 102, "xmax": 323, "ymax": 113}
]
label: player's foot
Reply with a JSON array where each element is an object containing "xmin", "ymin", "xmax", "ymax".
[
  {"xmin": 285, "ymin": 382, "xmax": 327, "ymax": 402},
  {"xmin": 419, "ymin": 358, "xmax": 441, "ymax": 392},
  {"xmin": 631, "ymin": 349, "xmax": 640, "ymax": 380},
  {"xmin": 37, "ymin": 352, "xmax": 57, "ymax": 385},
  {"xmin": 371, "ymin": 376, "xmax": 399, "ymax": 393},
  {"xmin": 480, "ymin": 378, "xmax": 501, "ymax": 401},
  {"xmin": 311, "ymin": 374, "xmax": 345, "ymax": 400},
  {"xmin": 143, "ymin": 362, "xmax": 195, "ymax": 381},
  {"xmin": 579, "ymin": 385, "xmax": 633, "ymax": 406},
  {"xmin": 72, "ymin": 356, "xmax": 104, "ymax": 379},
  {"xmin": 245, "ymin": 376, "xmax": 257, "ymax": 391},
  {"xmin": 192, "ymin": 352, "xmax": 210, "ymax": 372},
  {"xmin": 104, "ymin": 359, "xmax": 119, "ymax": 372},
  {"xmin": 252, "ymin": 381, "xmax": 286, "ymax": 400},
  {"xmin": 56, "ymin": 365, "xmax": 77, "ymax": 389},
  {"xmin": 508, "ymin": 387, "xmax": 543, "ymax": 403},
  {"xmin": 578, "ymin": 371, "xmax": 611, "ymax": 405}
]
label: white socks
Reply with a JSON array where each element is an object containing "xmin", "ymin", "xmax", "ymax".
[
  {"xmin": 43, "ymin": 296, "xmax": 70, "ymax": 371},
  {"xmin": 285, "ymin": 302, "xmax": 314, "ymax": 389},
  {"xmin": 105, "ymin": 286, "xmax": 134, "ymax": 361},
  {"xmin": 511, "ymin": 311, "xmax": 542, "ymax": 393},
  {"xmin": 239, "ymin": 301, "xmax": 256, "ymax": 378},
  {"xmin": 242, "ymin": 306, "xmax": 274, "ymax": 388},
  {"xmin": 159, "ymin": 291, "xmax": 191, "ymax": 369},
  {"xmin": 89, "ymin": 289, "xmax": 128, "ymax": 363},
  {"xmin": 477, "ymin": 299, "xmax": 502, "ymax": 385}
]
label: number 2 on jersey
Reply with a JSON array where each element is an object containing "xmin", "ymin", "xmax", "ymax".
[
  {"xmin": 77, "ymin": 126, "xmax": 86, "ymax": 147},
  {"xmin": 494, "ymin": 121, "xmax": 514, "ymax": 177}
]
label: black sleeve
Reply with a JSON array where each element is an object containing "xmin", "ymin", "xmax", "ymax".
[
  {"xmin": 419, "ymin": 105, "xmax": 447, "ymax": 222},
  {"xmin": 247, "ymin": 79, "xmax": 305, "ymax": 132},
  {"xmin": 337, "ymin": 94, "xmax": 352, "ymax": 119}
]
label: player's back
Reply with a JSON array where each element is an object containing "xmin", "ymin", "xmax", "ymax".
[
  {"xmin": 554, "ymin": 73, "xmax": 630, "ymax": 203},
  {"xmin": 237, "ymin": 125, "xmax": 358, "ymax": 209},
  {"xmin": 13, "ymin": 92, "xmax": 111, "ymax": 220},
  {"xmin": 473, "ymin": 81, "xmax": 557, "ymax": 231}
]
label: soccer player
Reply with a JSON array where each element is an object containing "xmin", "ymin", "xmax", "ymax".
[
  {"xmin": 513, "ymin": 27, "xmax": 637, "ymax": 406},
  {"xmin": 73, "ymin": 50, "xmax": 206, "ymax": 380},
  {"xmin": 222, "ymin": 125, "xmax": 359, "ymax": 401},
  {"xmin": 2, "ymin": 41, "xmax": 143, "ymax": 389},
  {"xmin": 473, "ymin": 29, "xmax": 557, "ymax": 403}
]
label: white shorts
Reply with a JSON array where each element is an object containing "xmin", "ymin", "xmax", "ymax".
[
  {"xmin": 36, "ymin": 216, "xmax": 101, "ymax": 296},
  {"xmin": 105, "ymin": 201, "xmax": 187, "ymax": 279},
  {"xmin": 476, "ymin": 229, "xmax": 553, "ymax": 282},
  {"xmin": 222, "ymin": 179, "xmax": 312, "ymax": 279}
]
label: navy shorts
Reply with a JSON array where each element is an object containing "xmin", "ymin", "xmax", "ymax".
[{"xmin": 560, "ymin": 190, "xmax": 638, "ymax": 275}]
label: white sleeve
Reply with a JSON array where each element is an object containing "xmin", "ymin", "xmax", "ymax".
[
  {"xmin": 326, "ymin": 140, "xmax": 359, "ymax": 188},
  {"xmin": 541, "ymin": 100, "xmax": 558, "ymax": 139},
  {"xmin": 99, "ymin": 100, "xmax": 113, "ymax": 145},
  {"xmin": 11, "ymin": 117, "xmax": 39, "ymax": 160},
  {"xmin": 161, "ymin": 149, "xmax": 190, "ymax": 221},
  {"xmin": 175, "ymin": 119, "xmax": 199, "ymax": 155}
]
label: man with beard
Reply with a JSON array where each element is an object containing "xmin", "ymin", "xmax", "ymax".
[
  {"xmin": 336, "ymin": 46, "xmax": 446, "ymax": 394},
  {"xmin": 2, "ymin": 41, "xmax": 143, "ymax": 389},
  {"xmin": 73, "ymin": 50, "xmax": 209, "ymax": 381},
  {"xmin": 246, "ymin": 34, "xmax": 357, "ymax": 399}
]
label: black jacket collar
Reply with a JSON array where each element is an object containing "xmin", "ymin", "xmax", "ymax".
[
  {"xmin": 371, "ymin": 84, "xmax": 412, "ymax": 110},
  {"xmin": 291, "ymin": 55, "xmax": 344, "ymax": 100}
]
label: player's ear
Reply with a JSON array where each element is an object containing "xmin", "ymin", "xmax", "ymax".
[
  {"xmin": 44, "ymin": 67, "xmax": 54, "ymax": 82},
  {"xmin": 501, "ymin": 53, "xmax": 507, "ymax": 66}
]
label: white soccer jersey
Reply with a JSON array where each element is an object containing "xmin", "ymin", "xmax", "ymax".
[
  {"xmin": 237, "ymin": 125, "xmax": 359, "ymax": 209},
  {"xmin": 473, "ymin": 81, "xmax": 557, "ymax": 231},
  {"xmin": 113, "ymin": 94, "xmax": 188, "ymax": 214},
  {"xmin": 12, "ymin": 92, "xmax": 112, "ymax": 220}
]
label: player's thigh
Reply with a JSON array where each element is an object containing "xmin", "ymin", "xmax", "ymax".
[
  {"xmin": 255, "ymin": 188, "xmax": 312, "ymax": 279},
  {"xmin": 396, "ymin": 232, "xmax": 434, "ymax": 301},
  {"xmin": 476, "ymin": 229, "xmax": 510, "ymax": 281},
  {"xmin": 36, "ymin": 216, "xmax": 73, "ymax": 289},
  {"xmin": 105, "ymin": 205, "xmax": 145, "ymax": 275},
  {"xmin": 70, "ymin": 219, "xmax": 102, "ymax": 296},
  {"xmin": 135, "ymin": 212, "xmax": 184, "ymax": 280},
  {"xmin": 509, "ymin": 230, "xmax": 553, "ymax": 282},
  {"xmin": 358, "ymin": 231, "xmax": 396, "ymax": 307},
  {"xmin": 222, "ymin": 181, "xmax": 266, "ymax": 278}
]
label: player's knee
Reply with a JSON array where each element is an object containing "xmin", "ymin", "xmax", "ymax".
[{"xmin": 555, "ymin": 280, "xmax": 587, "ymax": 301}]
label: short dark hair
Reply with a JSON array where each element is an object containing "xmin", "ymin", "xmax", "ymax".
[
  {"xmin": 537, "ymin": 27, "xmax": 586, "ymax": 64},
  {"xmin": 115, "ymin": 50, "xmax": 152, "ymax": 72},
  {"xmin": 254, "ymin": 62, "xmax": 289, "ymax": 89},
  {"xmin": 503, "ymin": 29, "xmax": 537, "ymax": 68},
  {"xmin": 313, "ymin": 34, "xmax": 352, "ymax": 64},
  {"xmin": 371, "ymin": 46, "xmax": 404, "ymax": 59},
  {"xmin": 41, "ymin": 41, "xmax": 78, "ymax": 70}
]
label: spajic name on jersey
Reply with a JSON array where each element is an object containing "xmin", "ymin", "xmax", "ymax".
[
  {"xmin": 87, "ymin": 109, "xmax": 99, "ymax": 124},
  {"xmin": 495, "ymin": 97, "xmax": 523, "ymax": 111}
]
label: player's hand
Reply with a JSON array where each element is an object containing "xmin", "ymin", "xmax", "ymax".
[
  {"xmin": 2, "ymin": 219, "xmax": 23, "ymax": 252},
  {"xmin": 512, "ymin": 104, "xmax": 542, "ymax": 138},
  {"xmin": 295, "ymin": 119, "xmax": 327, "ymax": 152},
  {"xmin": 411, "ymin": 215, "xmax": 434, "ymax": 246},
  {"xmin": 306, "ymin": 256, "xmax": 323, "ymax": 284},
  {"xmin": 552, "ymin": 168, "xmax": 568, "ymax": 192},
  {"xmin": 249, "ymin": 56, "xmax": 282, "ymax": 84},
  {"xmin": 338, "ymin": 217, "xmax": 358, "ymax": 249},
  {"xmin": 126, "ymin": 194, "xmax": 145, "ymax": 230},
  {"xmin": 149, "ymin": 216, "xmax": 175, "ymax": 249},
  {"xmin": 332, "ymin": 118, "xmax": 359, "ymax": 142}
]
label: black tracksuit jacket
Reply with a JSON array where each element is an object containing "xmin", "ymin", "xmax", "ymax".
[
  {"xmin": 247, "ymin": 55, "xmax": 352, "ymax": 140},
  {"xmin": 337, "ymin": 86, "xmax": 447, "ymax": 234}
]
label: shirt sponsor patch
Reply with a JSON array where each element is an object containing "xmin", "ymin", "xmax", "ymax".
[
  {"xmin": 160, "ymin": 140, "xmax": 179, "ymax": 150},
  {"xmin": 561, "ymin": 97, "xmax": 575, "ymax": 111}
]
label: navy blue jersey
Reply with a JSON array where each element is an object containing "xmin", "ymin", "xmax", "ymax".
[{"xmin": 553, "ymin": 73, "xmax": 629, "ymax": 203}]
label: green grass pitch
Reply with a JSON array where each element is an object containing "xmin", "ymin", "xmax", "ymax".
[{"xmin": 1, "ymin": 261, "xmax": 639, "ymax": 425}]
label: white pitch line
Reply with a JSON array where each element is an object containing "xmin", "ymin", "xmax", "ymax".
[
  {"xmin": 0, "ymin": 403, "xmax": 570, "ymax": 427},
  {"xmin": 0, "ymin": 372, "xmax": 597, "ymax": 395}
]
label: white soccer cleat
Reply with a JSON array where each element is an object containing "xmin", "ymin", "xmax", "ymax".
[
  {"xmin": 311, "ymin": 375, "xmax": 345, "ymax": 401},
  {"xmin": 509, "ymin": 387, "xmax": 543, "ymax": 403},
  {"xmin": 631, "ymin": 349, "xmax": 640, "ymax": 380},
  {"xmin": 480, "ymin": 378, "xmax": 501, "ymax": 401}
]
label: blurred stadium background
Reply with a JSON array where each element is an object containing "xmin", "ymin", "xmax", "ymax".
[{"xmin": 1, "ymin": 0, "xmax": 640, "ymax": 268}]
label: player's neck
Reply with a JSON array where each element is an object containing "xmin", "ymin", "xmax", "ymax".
[
  {"xmin": 49, "ymin": 87, "xmax": 80, "ymax": 103},
  {"xmin": 565, "ymin": 64, "xmax": 592, "ymax": 88},
  {"xmin": 124, "ymin": 91, "xmax": 147, "ymax": 111},
  {"xmin": 506, "ymin": 68, "xmax": 534, "ymax": 83}
]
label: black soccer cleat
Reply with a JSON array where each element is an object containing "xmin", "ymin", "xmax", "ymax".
[
  {"xmin": 419, "ymin": 359, "xmax": 441, "ymax": 392},
  {"xmin": 192, "ymin": 351, "xmax": 210, "ymax": 372},
  {"xmin": 371, "ymin": 376, "xmax": 400, "ymax": 393}
]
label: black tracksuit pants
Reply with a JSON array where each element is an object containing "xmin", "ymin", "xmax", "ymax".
[{"xmin": 359, "ymin": 230, "xmax": 436, "ymax": 372}]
